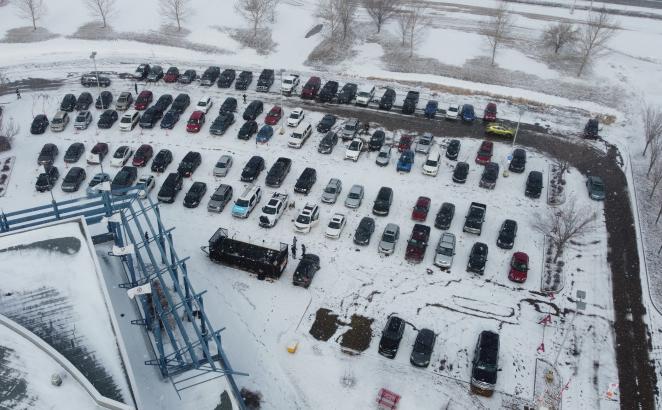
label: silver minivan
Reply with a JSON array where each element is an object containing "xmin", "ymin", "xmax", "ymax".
[
  {"xmin": 321, "ymin": 178, "xmax": 342, "ymax": 204},
  {"xmin": 434, "ymin": 232, "xmax": 456, "ymax": 268},
  {"xmin": 342, "ymin": 118, "xmax": 360, "ymax": 141},
  {"xmin": 344, "ymin": 184, "xmax": 364, "ymax": 208},
  {"xmin": 207, "ymin": 184, "xmax": 233, "ymax": 213},
  {"xmin": 51, "ymin": 111, "xmax": 69, "ymax": 132},
  {"xmin": 378, "ymin": 223, "xmax": 400, "ymax": 255}
]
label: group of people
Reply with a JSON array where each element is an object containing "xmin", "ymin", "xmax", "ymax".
[{"xmin": 291, "ymin": 236, "xmax": 306, "ymax": 259}]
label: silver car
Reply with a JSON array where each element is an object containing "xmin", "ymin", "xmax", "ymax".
[
  {"xmin": 344, "ymin": 184, "xmax": 364, "ymax": 208},
  {"xmin": 208, "ymin": 184, "xmax": 233, "ymax": 213},
  {"xmin": 213, "ymin": 155, "xmax": 233, "ymax": 177},
  {"xmin": 74, "ymin": 110, "xmax": 93, "ymax": 130},
  {"xmin": 375, "ymin": 145, "xmax": 391, "ymax": 167},
  {"xmin": 415, "ymin": 133, "xmax": 434, "ymax": 154},
  {"xmin": 378, "ymin": 223, "xmax": 400, "ymax": 255},
  {"xmin": 342, "ymin": 118, "xmax": 360, "ymax": 140},
  {"xmin": 51, "ymin": 111, "xmax": 69, "ymax": 132},
  {"xmin": 86, "ymin": 172, "xmax": 110, "ymax": 196},
  {"xmin": 434, "ymin": 232, "xmax": 456, "ymax": 268},
  {"xmin": 321, "ymin": 178, "xmax": 342, "ymax": 204}
]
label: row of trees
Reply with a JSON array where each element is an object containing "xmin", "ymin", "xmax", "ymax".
[{"xmin": 642, "ymin": 104, "xmax": 662, "ymax": 222}]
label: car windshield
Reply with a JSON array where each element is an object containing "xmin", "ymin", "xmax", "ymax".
[
  {"xmin": 378, "ymin": 152, "xmax": 388, "ymax": 158},
  {"xmin": 438, "ymin": 246, "xmax": 453, "ymax": 256},
  {"xmin": 349, "ymin": 192, "xmax": 360, "ymax": 199},
  {"xmin": 382, "ymin": 233, "xmax": 396, "ymax": 242},
  {"xmin": 349, "ymin": 142, "xmax": 360, "ymax": 150},
  {"xmin": 292, "ymin": 133, "xmax": 302, "ymax": 139},
  {"xmin": 52, "ymin": 118, "xmax": 62, "ymax": 124},
  {"xmin": 211, "ymin": 194, "xmax": 224, "ymax": 201},
  {"xmin": 479, "ymin": 148, "xmax": 491, "ymax": 156},
  {"xmin": 325, "ymin": 186, "xmax": 336, "ymax": 194},
  {"xmin": 512, "ymin": 259, "xmax": 527, "ymax": 271},
  {"xmin": 425, "ymin": 159, "xmax": 438, "ymax": 167},
  {"xmin": 197, "ymin": 101, "xmax": 207, "ymax": 107},
  {"xmin": 216, "ymin": 161, "xmax": 226, "ymax": 168},
  {"xmin": 357, "ymin": 92, "xmax": 370, "ymax": 97},
  {"xmin": 419, "ymin": 139, "xmax": 430, "ymax": 145},
  {"xmin": 235, "ymin": 199, "xmax": 249, "ymax": 208},
  {"xmin": 414, "ymin": 205, "xmax": 426, "ymax": 212},
  {"xmin": 114, "ymin": 149, "xmax": 126, "ymax": 158},
  {"xmin": 76, "ymin": 114, "xmax": 87, "ymax": 121},
  {"xmin": 329, "ymin": 221, "xmax": 341, "ymax": 229},
  {"xmin": 188, "ymin": 118, "xmax": 199, "ymax": 124},
  {"xmin": 593, "ymin": 180, "xmax": 605, "ymax": 191},
  {"xmin": 283, "ymin": 79, "xmax": 292, "ymax": 84},
  {"xmin": 263, "ymin": 206, "xmax": 276, "ymax": 215},
  {"xmin": 344, "ymin": 123, "xmax": 355, "ymax": 131},
  {"xmin": 121, "ymin": 116, "xmax": 132, "ymax": 123},
  {"xmin": 297, "ymin": 215, "xmax": 310, "ymax": 224}
]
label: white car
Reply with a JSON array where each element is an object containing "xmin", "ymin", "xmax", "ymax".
[
  {"xmin": 119, "ymin": 110, "xmax": 140, "ymax": 131},
  {"xmin": 288, "ymin": 123, "xmax": 312, "ymax": 148},
  {"xmin": 287, "ymin": 108, "xmax": 305, "ymax": 127},
  {"xmin": 197, "ymin": 96, "xmax": 213, "ymax": 113},
  {"xmin": 136, "ymin": 175, "xmax": 155, "ymax": 198},
  {"xmin": 294, "ymin": 203, "xmax": 320, "ymax": 233},
  {"xmin": 325, "ymin": 213, "xmax": 346, "ymax": 239},
  {"xmin": 445, "ymin": 105, "xmax": 459, "ymax": 120},
  {"xmin": 110, "ymin": 145, "xmax": 133, "ymax": 167},
  {"xmin": 422, "ymin": 149, "xmax": 441, "ymax": 176},
  {"xmin": 345, "ymin": 138, "xmax": 363, "ymax": 161}
]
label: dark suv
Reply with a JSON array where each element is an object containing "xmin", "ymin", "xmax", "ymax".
[
  {"xmin": 243, "ymin": 100, "xmax": 263, "ymax": 121},
  {"xmin": 372, "ymin": 187, "xmax": 393, "ymax": 216},
  {"xmin": 151, "ymin": 149, "xmax": 173, "ymax": 173},
  {"xmin": 402, "ymin": 91, "xmax": 419, "ymax": 115},
  {"xmin": 95, "ymin": 91, "xmax": 113, "ymax": 109},
  {"xmin": 337, "ymin": 83, "xmax": 357, "ymax": 104},
  {"xmin": 235, "ymin": 71, "xmax": 253, "ymax": 90},
  {"xmin": 35, "ymin": 166, "xmax": 59, "ymax": 192},
  {"xmin": 446, "ymin": 139, "xmax": 461, "ymax": 160},
  {"xmin": 200, "ymin": 66, "xmax": 220, "ymax": 86},
  {"xmin": 467, "ymin": 242, "xmax": 488, "ymax": 274},
  {"xmin": 378, "ymin": 316, "xmax": 405, "ymax": 359},
  {"xmin": 434, "ymin": 202, "xmax": 455, "ymax": 230},
  {"xmin": 177, "ymin": 151, "xmax": 202, "ymax": 177},
  {"xmin": 471, "ymin": 331, "xmax": 500, "ymax": 396},
  {"xmin": 75, "ymin": 92, "xmax": 93, "ymax": 111},
  {"xmin": 379, "ymin": 88, "xmax": 396, "ymax": 110},
  {"xmin": 110, "ymin": 166, "xmax": 137, "ymax": 194},
  {"xmin": 157, "ymin": 172, "xmax": 183, "ymax": 203},
  {"xmin": 210, "ymin": 112, "xmax": 235, "ymax": 135},
  {"xmin": 318, "ymin": 80, "xmax": 338, "ymax": 103},
  {"xmin": 496, "ymin": 219, "xmax": 517, "ymax": 249},
  {"xmin": 38, "ymin": 143, "xmax": 59, "ymax": 165},
  {"xmin": 217, "ymin": 69, "xmax": 236, "ymax": 88},
  {"xmin": 410, "ymin": 328, "xmax": 435, "ymax": 368},
  {"xmin": 292, "ymin": 254, "xmax": 321, "ymax": 288},
  {"xmin": 171, "ymin": 93, "xmax": 190, "ymax": 113},
  {"xmin": 525, "ymin": 171, "xmax": 543, "ymax": 198},
  {"xmin": 220, "ymin": 97, "xmax": 238, "ymax": 113},
  {"xmin": 509, "ymin": 148, "xmax": 526, "ymax": 173},
  {"xmin": 240, "ymin": 155, "xmax": 265, "ymax": 182},
  {"xmin": 60, "ymin": 94, "xmax": 77, "ymax": 112},
  {"xmin": 294, "ymin": 167, "xmax": 317, "ymax": 194}
]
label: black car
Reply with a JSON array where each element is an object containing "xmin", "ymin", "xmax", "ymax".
[
  {"xmin": 452, "ymin": 162, "xmax": 469, "ymax": 184},
  {"xmin": 240, "ymin": 155, "xmax": 265, "ymax": 182},
  {"xmin": 238, "ymin": 120, "xmax": 258, "ymax": 140},
  {"xmin": 378, "ymin": 316, "xmax": 405, "ymax": 359},
  {"xmin": 410, "ymin": 328, "xmax": 435, "ymax": 367},
  {"xmin": 210, "ymin": 112, "xmax": 235, "ymax": 136},
  {"xmin": 177, "ymin": 151, "xmax": 202, "ymax": 177},
  {"xmin": 97, "ymin": 109, "xmax": 118, "ymax": 129},
  {"xmin": 61, "ymin": 167, "xmax": 86, "ymax": 192},
  {"xmin": 584, "ymin": 118, "xmax": 599, "ymax": 139},
  {"xmin": 292, "ymin": 254, "xmax": 321, "ymax": 288},
  {"xmin": 220, "ymin": 97, "xmax": 238, "ymax": 113},
  {"xmin": 435, "ymin": 202, "xmax": 455, "ymax": 230},
  {"xmin": 30, "ymin": 114, "xmax": 49, "ymax": 134},
  {"xmin": 525, "ymin": 171, "xmax": 543, "ymax": 198},
  {"xmin": 318, "ymin": 81, "xmax": 339, "ymax": 103},
  {"xmin": 369, "ymin": 130, "xmax": 386, "ymax": 151},
  {"xmin": 379, "ymin": 88, "xmax": 396, "ymax": 110},
  {"xmin": 157, "ymin": 172, "xmax": 183, "ymax": 203},
  {"xmin": 160, "ymin": 110, "xmax": 180, "ymax": 129},
  {"xmin": 172, "ymin": 93, "xmax": 191, "ymax": 113},
  {"xmin": 151, "ymin": 149, "xmax": 173, "ymax": 173},
  {"xmin": 353, "ymin": 216, "xmax": 376, "ymax": 245},
  {"xmin": 509, "ymin": 148, "xmax": 526, "ymax": 173},
  {"xmin": 496, "ymin": 219, "xmax": 517, "ymax": 249},
  {"xmin": 60, "ymin": 94, "xmax": 77, "ymax": 112},
  {"xmin": 402, "ymin": 91, "xmax": 420, "ymax": 115},
  {"xmin": 256, "ymin": 69, "xmax": 274, "ymax": 92},
  {"xmin": 235, "ymin": 70, "xmax": 253, "ymax": 90},
  {"xmin": 147, "ymin": 65, "xmax": 164, "ymax": 82},
  {"xmin": 139, "ymin": 106, "xmax": 163, "ymax": 128},
  {"xmin": 64, "ymin": 142, "xmax": 85, "ymax": 163},
  {"xmin": 471, "ymin": 331, "xmax": 500, "ymax": 395},
  {"xmin": 133, "ymin": 63, "xmax": 150, "ymax": 80},
  {"xmin": 111, "ymin": 166, "xmax": 137, "ymax": 194},
  {"xmin": 467, "ymin": 242, "xmax": 488, "ymax": 274},
  {"xmin": 317, "ymin": 131, "xmax": 338, "ymax": 154},
  {"xmin": 294, "ymin": 167, "xmax": 317, "ymax": 195},
  {"xmin": 35, "ymin": 166, "xmax": 59, "ymax": 192},
  {"xmin": 265, "ymin": 157, "xmax": 292, "ymax": 187},
  {"xmin": 178, "ymin": 69, "xmax": 197, "ymax": 84},
  {"xmin": 183, "ymin": 181, "xmax": 207, "ymax": 208},
  {"xmin": 480, "ymin": 162, "xmax": 499, "ymax": 189},
  {"xmin": 95, "ymin": 91, "xmax": 113, "ymax": 109},
  {"xmin": 316, "ymin": 114, "xmax": 337, "ymax": 133},
  {"xmin": 75, "ymin": 92, "xmax": 93, "ymax": 111},
  {"xmin": 243, "ymin": 100, "xmax": 263, "ymax": 121},
  {"xmin": 446, "ymin": 139, "xmax": 461, "ymax": 160},
  {"xmin": 372, "ymin": 186, "xmax": 394, "ymax": 216},
  {"xmin": 154, "ymin": 94, "xmax": 173, "ymax": 112},
  {"xmin": 337, "ymin": 83, "xmax": 357, "ymax": 104},
  {"xmin": 217, "ymin": 69, "xmax": 236, "ymax": 87},
  {"xmin": 200, "ymin": 66, "xmax": 220, "ymax": 86},
  {"xmin": 38, "ymin": 143, "xmax": 58, "ymax": 165}
]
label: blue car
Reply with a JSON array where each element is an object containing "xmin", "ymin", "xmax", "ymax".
[
  {"xmin": 256, "ymin": 125, "xmax": 274, "ymax": 143},
  {"xmin": 460, "ymin": 104, "xmax": 475, "ymax": 122},
  {"xmin": 397, "ymin": 150, "xmax": 414, "ymax": 172},
  {"xmin": 424, "ymin": 100, "xmax": 438, "ymax": 119}
]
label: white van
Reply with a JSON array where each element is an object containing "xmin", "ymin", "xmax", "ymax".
[
  {"xmin": 231, "ymin": 184, "xmax": 262, "ymax": 218},
  {"xmin": 355, "ymin": 84, "xmax": 376, "ymax": 106},
  {"xmin": 422, "ymin": 147, "xmax": 441, "ymax": 176}
]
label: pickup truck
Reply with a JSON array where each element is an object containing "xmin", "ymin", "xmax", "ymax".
[
  {"xmin": 281, "ymin": 74, "xmax": 300, "ymax": 96},
  {"xmin": 405, "ymin": 224, "xmax": 431, "ymax": 263},
  {"xmin": 256, "ymin": 69, "xmax": 275, "ymax": 92},
  {"xmin": 463, "ymin": 202, "xmax": 487, "ymax": 235},
  {"xmin": 81, "ymin": 72, "xmax": 111, "ymax": 87},
  {"xmin": 259, "ymin": 192, "xmax": 289, "ymax": 228}
]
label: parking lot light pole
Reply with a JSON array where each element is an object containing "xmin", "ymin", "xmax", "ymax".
[
  {"xmin": 279, "ymin": 68, "xmax": 286, "ymax": 135},
  {"xmin": 512, "ymin": 106, "xmax": 525, "ymax": 147},
  {"xmin": 90, "ymin": 51, "xmax": 100, "ymax": 96}
]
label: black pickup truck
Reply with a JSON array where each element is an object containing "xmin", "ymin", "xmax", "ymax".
[{"xmin": 463, "ymin": 202, "xmax": 486, "ymax": 235}]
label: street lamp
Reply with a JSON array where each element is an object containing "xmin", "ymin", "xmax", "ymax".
[
  {"xmin": 512, "ymin": 106, "xmax": 525, "ymax": 147},
  {"xmin": 89, "ymin": 51, "xmax": 101, "ymax": 97},
  {"xmin": 279, "ymin": 68, "xmax": 286, "ymax": 136}
]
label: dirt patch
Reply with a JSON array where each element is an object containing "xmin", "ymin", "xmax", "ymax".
[
  {"xmin": 0, "ymin": 27, "xmax": 59, "ymax": 43},
  {"xmin": 309, "ymin": 308, "xmax": 339, "ymax": 341},
  {"xmin": 338, "ymin": 314, "xmax": 373, "ymax": 353}
]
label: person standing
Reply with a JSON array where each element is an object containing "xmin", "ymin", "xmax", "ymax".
[
  {"xmin": 134, "ymin": 82, "xmax": 138, "ymax": 95},
  {"xmin": 144, "ymin": 231, "xmax": 149, "ymax": 242},
  {"xmin": 301, "ymin": 244, "xmax": 306, "ymax": 257},
  {"xmin": 242, "ymin": 94, "xmax": 247, "ymax": 104},
  {"xmin": 291, "ymin": 243, "xmax": 297, "ymax": 259},
  {"xmin": 15, "ymin": 88, "xmax": 21, "ymax": 99}
]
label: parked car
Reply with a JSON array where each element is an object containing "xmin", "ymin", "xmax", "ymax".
[
  {"xmin": 97, "ymin": 109, "xmax": 118, "ymax": 129},
  {"xmin": 95, "ymin": 91, "xmax": 113, "ymax": 109},
  {"xmin": 586, "ymin": 175, "xmax": 605, "ymax": 200},
  {"xmin": 75, "ymin": 92, "xmax": 93, "ymax": 111},
  {"xmin": 318, "ymin": 131, "xmax": 339, "ymax": 154},
  {"xmin": 379, "ymin": 88, "xmax": 396, "ymax": 110},
  {"xmin": 160, "ymin": 109, "xmax": 180, "ymax": 129},
  {"xmin": 288, "ymin": 123, "xmax": 313, "ymax": 148},
  {"xmin": 415, "ymin": 133, "xmax": 434, "ymax": 154},
  {"xmin": 321, "ymin": 178, "xmax": 342, "ymax": 204},
  {"xmin": 345, "ymin": 139, "xmax": 364, "ymax": 161},
  {"xmin": 292, "ymin": 254, "xmax": 321, "ymax": 288},
  {"xmin": 138, "ymin": 106, "xmax": 162, "ymax": 128},
  {"xmin": 86, "ymin": 172, "xmax": 110, "ymax": 196},
  {"xmin": 378, "ymin": 223, "xmax": 400, "ymax": 256},
  {"xmin": 445, "ymin": 105, "xmax": 459, "ymax": 120},
  {"xmin": 412, "ymin": 196, "xmax": 431, "ymax": 221},
  {"xmin": 146, "ymin": 65, "xmax": 164, "ymax": 82},
  {"xmin": 183, "ymin": 182, "xmax": 207, "ymax": 208},
  {"xmin": 434, "ymin": 232, "xmax": 456, "ymax": 269},
  {"xmin": 402, "ymin": 91, "xmax": 420, "ymax": 115},
  {"xmin": 110, "ymin": 145, "xmax": 133, "ymax": 167},
  {"xmin": 61, "ymin": 167, "xmax": 86, "ymax": 192},
  {"xmin": 134, "ymin": 90, "xmax": 153, "ymax": 110},
  {"xmin": 369, "ymin": 130, "xmax": 386, "ymax": 151},
  {"xmin": 318, "ymin": 80, "xmax": 339, "ymax": 102},
  {"xmin": 207, "ymin": 184, "xmax": 233, "ymax": 213},
  {"xmin": 265, "ymin": 157, "xmax": 292, "ymax": 187},
  {"xmin": 74, "ymin": 110, "xmax": 93, "ymax": 130},
  {"xmin": 508, "ymin": 252, "xmax": 529, "ymax": 283},
  {"xmin": 131, "ymin": 144, "xmax": 153, "ymax": 167},
  {"xmin": 111, "ymin": 166, "xmax": 137, "ymax": 194},
  {"xmin": 82, "ymin": 73, "xmax": 111, "ymax": 88},
  {"xmin": 186, "ymin": 111, "xmax": 206, "ymax": 133},
  {"xmin": 410, "ymin": 328, "xmax": 435, "ymax": 368},
  {"xmin": 337, "ymin": 82, "xmax": 357, "ymax": 104},
  {"xmin": 294, "ymin": 167, "xmax": 317, "ymax": 194},
  {"xmin": 60, "ymin": 94, "xmax": 77, "ymax": 112},
  {"xmin": 50, "ymin": 111, "xmax": 70, "ymax": 132},
  {"xmin": 422, "ymin": 148, "xmax": 441, "ymax": 176},
  {"xmin": 213, "ymin": 155, "xmax": 233, "ymax": 177},
  {"xmin": 470, "ymin": 331, "xmax": 500, "ymax": 396},
  {"xmin": 525, "ymin": 171, "xmax": 543, "ymax": 198},
  {"xmin": 453, "ymin": 162, "xmax": 469, "ymax": 183},
  {"xmin": 485, "ymin": 123, "xmax": 514, "ymax": 138},
  {"xmin": 64, "ymin": 142, "xmax": 85, "ymax": 163},
  {"xmin": 87, "ymin": 142, "xmax": 109, "ymax": 165},
  {"xmin": 240, "ymin": 155, "xmax": 265, "ymax": 182},
  {"xmin": 475, "ymin": 141, "xmax": 493, "ymax": 165},
  {"xmin": 483, "ymin": 102, "xmax": 497, "ymax": 122},
  {"xmin": 509, "ymin": 148, "xmax": 526, "ymax": 173},
  {"xmin": 235, "ymin": 70, "xmax": 253, "ymax": 90},
  {"xmin": 151, "ymin": 149, "xmax": 173, "ymax": 173},
  {"xmin": 424, "ymin": 100, "xmax": 439, "ymax": 119},
  {"xmin": 217, "ymin": 69, "xmax": 236, "ymax": 88},
  {"xmin": 405, "ymin": 224, "xmax": 431, "ymax": 263},
  {"xmin": 497, "ymin": 219, "xmax": 518, "ymax": 249},
  {"xmin": 154, "ymin": 94, "xmax": 173, "ymax": 112},
  {"xmin": 210, "ymin": 112, "xmax": 235, "ymax": 135},
  {"xmin": 136, "ymin": 175, "xmax": 155, "ymax": 198},
  {"xmin": 460, "ymin": 104, "xmax": 475, "ymax": 122},
  {"xmin": 583, "ymin": 118, "xmax": 599, "ymax": 139},
  {"xmin": 397, "ymin": 135, "xmax": 414, "ymax": 152},
  {"xmin": 30, "ymin": 114, "xmax": 49, "ymax": 134},
  {"xmin": 157, "ymin": 172, "xmax": 183, "ymax": 203},
  {"xmin": 301, "ymin": 76, "xmax": 321, "ymax": 99},
  {"xmin": 178, "ymin": 69, "xmax": 197, "ymax": 84},
  {"xmin": 445, "ymin": 139, "xmax": 460, "ymax": 160},
  {"xmin": 232, "ymin": 185, "xmax": 263, "ymax": 218},
  {"xmin": 325, "ymin": 213, "xmax": 347, "ymax": 239},
  {"xmin": 134, "ymin": 63, "xmax": 150, "ymax": 80},
  {"xmin": 355, "ymin": 84, "xmax": 375, "ymax": 106},
  {"xmin": 220, "ymin": 97, "xmax": 238, "ymax": 114},
  {"xmin": 172, "ymin": 93, "xmax": 191, "ymax": 113},
  {"xmin": 256, "ymin": 69, "xmax": 275, "ymax": 92},
  {"xmin": 378, "ymin": 316, "xmax": 405, "ymax": 358},
  {"xmin": 116, "ymin": 92, "xmax": 133, "ymax": 111},
  {"xmin": 341, "ymin": 118, "xmax": 360, "ymax": 141},
  {"xmin": 243, "ymin": 100, "xmax": 264, "ymax": 121},
  {"xmin": 316, "ymin": 114, "xmax": 337, "ymax": 133},
  {"xmin": 119, "ymin": 110, "xmax": 140, "ymax": 131},
  {"xmin": 196, "ymin": 96, "xmax": 213, "ymax": 114},
  {"xmin": 294, "ymin": 203, "xmax": 320, "ymax": 233},
  {"xmin": 345, "ymin": 184, "xmax": 364, "ymax": 209},
  {"xmin": 256, "ymin": 124, "xmax": 273, "ymax": 143},
  {"xmin": 35, "ymin": 165, "xmax": 59, "ymax": 192},
  {"xmin": 264, "ymin": 106, "xmax": 282, "ymax": 125},
  {"xmin": 164, "ymin": 66, "xmax": 180, "ymax": 83},
  {"xmin": 200, "ymin": 66, "xmax": 220, "ymax": 86},
  {"xmin": 177, "ymin": 151, "xmax": 202, "ymax": 177},
  {"xmin": 372, "ymin": 187, "xmax": 393, "ymax": 216},
  {"xmin": 376, "ymin": 145, "xmax": 391, "ymax": 167},
  {"xmin": 396, "ymin": 150, "xmax": 414, "ymax": 173},
  {"xmin": 480, "ymin": 162, "xmax": 499, "ymax": 189},
  {"xmin": 38, "ymin": 143, "xmax": 59, "ymax": 165},
  {"xmin": 467, "ymin": 242, "xmax": 489, "ymax": 274},
  {"xmin": 287, "ymin": 108, "xmax": 305, "ymax": 127},
  {"xmin": 353, "ymin": 217, "xmax": 376, "ymax": 245},
  {"xmin": 435, "ymin": 202, "xmax": 455, "ymax": 230}
]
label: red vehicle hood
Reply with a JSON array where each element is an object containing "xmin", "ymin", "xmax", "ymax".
[{"xmin": 509, "ymin": 267, "xmax": 527, "ymax": 282}]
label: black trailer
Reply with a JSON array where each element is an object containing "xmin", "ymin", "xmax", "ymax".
[{"xmin": 204, "ymin": 227, "xmax": 288, "ymax": 280}]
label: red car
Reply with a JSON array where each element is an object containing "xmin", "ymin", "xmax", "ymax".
[
  {"xmin": 301, "ymin": 76, "xmax": 321, "ymax": 99},
  {"xmin": 264, "ymin": 105, "xmax": 282, "ymax": 125},
  {"xmin": 398, "ymin": 135, "xmax": 414, "ymax": 152},
  {"xmin": 475, "ymin": 140, "xmax": 493, "ymax": 165},
  {"xmin": 508, "ymin": 252, "xmax": 529, "ymax": 283},
  {"xmin": 405, "ymin": 224, "xmax": 431, "ymax": 263},
  {"xmin": 483, "ymin": 102, "xmax": 497, "ymax": 122},
  {"xmin": 134, "ymin": 90, "xmax": 153, "ymax": 110},
  {"xmin": 186, "ymin": 111, "xmax": 206, "ymax": 133},
  {"xmin": 163, "ymin": 67, "xmax": 180, "ymax": 83},
  {"xmin": 132, "ymin": 144, "xmax": 153, "ymax": 167},
  {"xmin": 411, "ymin": 196, "xmax": 431, "ymax": 221}
]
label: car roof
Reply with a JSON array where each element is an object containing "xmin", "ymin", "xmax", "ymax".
[
  {"xmin": 190, "ymin": 111, "xmax": 204, "ymax": 119},
  {"xmin": 350, "ymin": 184, "xmax": 363, "ymax": 192}
]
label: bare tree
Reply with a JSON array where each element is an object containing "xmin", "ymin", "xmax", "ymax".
[
  {"xmin": 317, "ymin": 0, "xmax": 356, "ymax": 41},
  {"xmin": 0, "ymin": 118, "xmax": 20, "ymax": 152},
  {"xmin": 85, "ymin": 0, "xmax": 115, "ymax": 28},
  {"xmin": 576, "ymin": 7, "xmax": 619, "ymax": 77},
  {"xmin": 14, "ymin": 0, "xmax": 46, "ymax": 31},
  {"xmin": 235, "ymin": 0, "xmax": 274, "ymax": 40},
  {"xmin": 648, "ymin": 136, "xmax": 662, "ymax": 176},
  {"xmin": 481, "ymin": 0, "xmax": 513, "ymax": 66},
  {"xmin": 395, "ymin": 10, "xmax": 411, "ymax": 46},
  {"xmin": 317, "ymin": 0, "xmax": 340, "ymax": 38},
  {"xmin": 159, "ymin": 0, "xmax": 191, "ymax": 32},
  {"xmin": 396, "ymin": 3, "xmax": 429, "ymax": 57},
  {"xmin": 533, "ymin": 200, "xmax": 597, "ymax": 262},
  {"xmin": 642, "ymin": 104, "xmax": 662, "ymax": 156},
  {"xmin": 541, "ymin": 22, "xmax": 579, "ymax": 54},
  {"xmin": 336, "ymin": 0, "xmax": 357, "ymax": 41},
  {"xmin": 649, "ymin": 158, "xmax": 662, "ymax": 199},
  {"xmin": 363, "ymin": 0, "xmax": 399, "ymax": 34}
]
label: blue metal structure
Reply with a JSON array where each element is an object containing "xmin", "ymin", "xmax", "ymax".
[{"xmin": 0, "ymin": 187, "xmax": 247, "ymax": 407}]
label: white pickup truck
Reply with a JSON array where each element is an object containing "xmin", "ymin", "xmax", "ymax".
[
  {"xmin": 259, "ymin": 192, "xmax": 289, "ymax": 228},
  {"xmin": 281, "ymin": 74, "xmax": 300, "ymax": 96}
]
